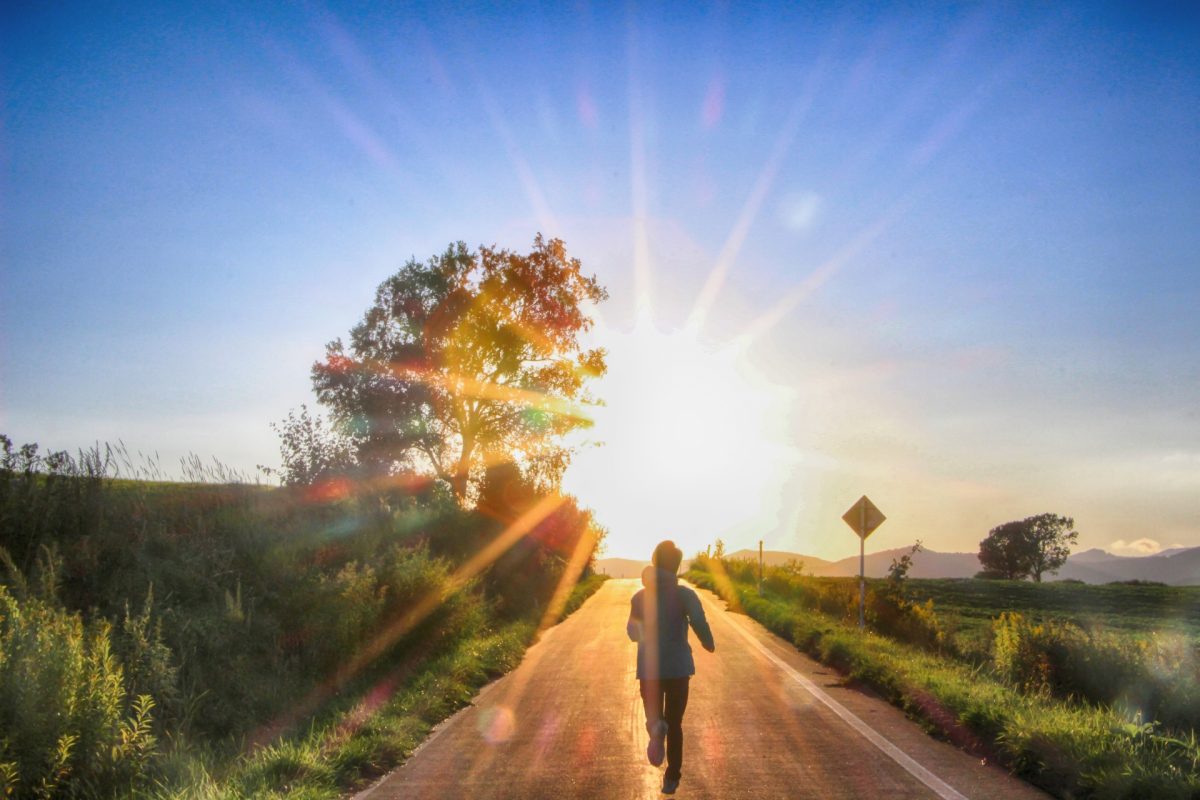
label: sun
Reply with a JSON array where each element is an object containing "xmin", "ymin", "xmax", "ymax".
[{"xmin": 562, "ymin": 319, "xmax": 796, "ymax": 560}]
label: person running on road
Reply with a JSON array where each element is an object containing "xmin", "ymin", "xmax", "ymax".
[{"xmin": 626, "ymin": 540, "xmax": 715, "ymax": 795}]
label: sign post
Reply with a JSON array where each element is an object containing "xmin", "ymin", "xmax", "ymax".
[
  {"xmin": 842, "ymin": 495, "xmax": 886, "ymax": 630},
  {"xmin": 758, "ymin": 540, "xmax": 764, "ymax": 596}
]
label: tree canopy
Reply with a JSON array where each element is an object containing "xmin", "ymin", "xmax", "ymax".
[
  {"xmin": 311, "ymin": 235, "xmax": 607, "ymax": 503},
  {"xmin": 977, "ymin": 513, "xmax": 1078, "ymax": 582}
]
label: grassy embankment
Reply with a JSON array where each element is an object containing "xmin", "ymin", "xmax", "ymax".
[
  {"xmin": 159, "ymin": 573, "xmax": 608, "ymax": 800},
  {"xmin": 687, "ymin": 555, "xmax": 1200, "ymax": 800},
  {"xmin": 0, "ymin": 439, "xmax": 606, "ymax": 799}
]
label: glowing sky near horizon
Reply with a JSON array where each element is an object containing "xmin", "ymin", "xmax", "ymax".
[{"xmin": 2, "ymin": 2, "xmax": 1198, "ymax": 560}]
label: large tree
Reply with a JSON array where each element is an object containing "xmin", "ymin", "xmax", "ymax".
[
  {"xmin": 312, "ymin": 235, "xmax": 607, "ymax": 503},
  {"xmin": 977, "ymin": 513, "xmax": 1078, "ymax": 582}
]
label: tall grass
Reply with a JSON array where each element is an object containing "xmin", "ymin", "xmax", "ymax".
[{"xmin": 0, "ymin": 580, "xmax": 159, "ymax": 797}]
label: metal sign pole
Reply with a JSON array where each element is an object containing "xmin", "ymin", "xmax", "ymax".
[
  {"xmin": 842, "ymin": 495, "xmax": 885, "ymax": 634},
  {"xmin": 858, "ymin": 504, "xmax": 866, "ymax": 630},
  {"xmin": 758, "ymin": 540, "xmax": 764, "ymax": 596}
]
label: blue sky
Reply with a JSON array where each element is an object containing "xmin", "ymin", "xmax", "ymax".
[{"xmin": 3, "ymin": 2, "xmax": 1198, "ymax": 559}]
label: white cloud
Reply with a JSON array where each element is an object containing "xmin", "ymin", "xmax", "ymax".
[{"xmin": 1108, "ymin": 538, "xmax": 1185, "ymax": 556}]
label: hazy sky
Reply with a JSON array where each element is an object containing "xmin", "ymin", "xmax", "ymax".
[{"xmin": 3, "ymin": 2, "xmax": 1198, "ymax": 560}]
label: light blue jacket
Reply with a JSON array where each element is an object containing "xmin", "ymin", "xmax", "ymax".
[{"xmin": 626, "ymin": 567, "xmax": 715, "ymax": 680}]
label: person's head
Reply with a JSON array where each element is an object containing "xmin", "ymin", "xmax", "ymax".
[{"xmin": 652, "ymin": 540, "xmax": 683, "ymax": 574}]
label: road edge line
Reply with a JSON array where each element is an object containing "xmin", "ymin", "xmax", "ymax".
[{"xmin": 719, "ymin": 602, "xmax": 970, "ymax": 800}]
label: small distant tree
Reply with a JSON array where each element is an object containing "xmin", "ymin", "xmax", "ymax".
[
  {"xmin": 780, "ymin": 558, "xmax": 805, "ymax": 577},
  {"xmin": 977, "ymin": 514, "xmax": 1078, "ymax": 582},
  {"xmin": 262, "ymin": 405, "xmax": 356, "ymax": 487},
  {"xmin": 1024, "ymin": 513, "xmax": 1078, "ymax": 582},
  {"xmin": 712, "ymin": 538, "xmax": 726, "ymax": 560}
]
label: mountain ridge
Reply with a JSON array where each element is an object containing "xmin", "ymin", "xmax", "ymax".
[{"xmin": 717, "ymin": 545, "xmax": 1200, "ymax": 585}]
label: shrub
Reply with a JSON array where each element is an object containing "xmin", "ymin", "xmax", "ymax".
[
  {"xmin": 991, "ymin": 612, "xmax": 1200, "ymax": 732},
  {"xmin": 700, "ymin": 556, "xmax": 946, "ymax": 654},
  {"xmin": 869, "ymin": 591, "xmax": 945, "ymax": 652},
  {"xmin": 0, "ymin": 584, "xmax": 158, "ymax": 797},
  {"xmin": 112, "ymin": 590, "xmax": 181, "ymax": 724}
]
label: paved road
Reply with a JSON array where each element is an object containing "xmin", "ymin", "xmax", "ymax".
[{"xmin": 355, "ymin": 579, "xmax": 1047, "ymax": 799}]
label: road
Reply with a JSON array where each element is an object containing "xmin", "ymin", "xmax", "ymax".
[{"xmin": 355, "ymin": 579, "xmax": 1047, "ymax": 799}]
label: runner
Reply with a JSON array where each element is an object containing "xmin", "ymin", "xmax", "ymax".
[{"xmin": 626, "ymin": 540, "xmax": 716, "ymax": 794}]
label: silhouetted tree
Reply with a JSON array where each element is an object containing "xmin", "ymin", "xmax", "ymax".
[
  {"xmin": 263, "ymin": 405, "xmax": 356, "ymax": 487},
  {"xmin": 978, "ymin": 521, "xmax": 1032, "ymax": 580},
  {"xmin": 1024, "ymin": 513, "xmax": 1078, "ymax": 582},
  {"xmin": 312, "ymin": 236, "xmax": 607, "ymax": 504},
  {"xmin": 977, "ymin": 514, "xmax": 1078, "ymax": 582}
]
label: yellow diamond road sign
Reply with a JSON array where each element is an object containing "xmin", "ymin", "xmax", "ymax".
[{"xmin": 843, "ymin": 495, "xmax": 886, "ymax": 539}]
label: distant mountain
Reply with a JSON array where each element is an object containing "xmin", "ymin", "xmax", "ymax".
[
  {"xmin": 727, "ymin": 546, "xmax": 978, "ymax": 578},
  {"xmin": 713, "ymin": 545, "xmax": 1200, "ymax": 585},
  {"xmin": 1060, "ymin": 547, "xmax": 1200, "ymax": 585},
  {"xmin": 827, "ymin": 547, "xmax": 981, "ymax": 579},
  {"xmin": 1160, "ymin": 546, "xmax": 1197, "ymax": 558},
  {"xmin": 1068, "ymin": 547, "xmax": 1127, "ymax": 564}
]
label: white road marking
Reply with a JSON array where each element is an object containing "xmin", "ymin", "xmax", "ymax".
[{"xmin": 709, "ymin": 594, "xmax": 970, "ymax": 800}]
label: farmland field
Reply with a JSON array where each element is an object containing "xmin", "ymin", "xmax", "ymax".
[{"xmin": 904, "ymin": 578, "xmax": 1200, "ymax": 655}]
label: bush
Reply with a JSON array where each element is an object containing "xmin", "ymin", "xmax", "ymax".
[
  {"xmin": 991, "ymin": 612, "xmax": 1200, "ymax": 732},
  {"xmin": 869, "ymin": 590, "xmax": 945, "ymax": 652},
  {"xmin": 698, "ymin": 556, "xmax": 946, "ymax": 653},
  {"xmin": 0, "ymin": 584, "xmax": 158, "ymax": 798}
]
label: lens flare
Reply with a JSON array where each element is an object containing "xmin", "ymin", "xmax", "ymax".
[{"xmin": 477, "ymin": 706, "xmax": 516, "ymax": 744}]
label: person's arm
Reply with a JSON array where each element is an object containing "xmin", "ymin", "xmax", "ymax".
[
  {"xmin": 626, "ymin": 593, "xmax": 643, "ymax": 642},
  {"xmin": 683, "ymin": 589, "xmax": 715, "ymax": 652}
]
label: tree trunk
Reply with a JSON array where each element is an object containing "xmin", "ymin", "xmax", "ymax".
[{"xmin": 451, "ymin": 434, "xmax": 474, "ymax": 504}]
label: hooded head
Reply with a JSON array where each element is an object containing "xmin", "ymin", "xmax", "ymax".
[{"xmin": 652, "ymin": 540, "xmax": 683, "ymax": 575}]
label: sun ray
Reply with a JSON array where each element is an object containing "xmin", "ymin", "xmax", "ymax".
[
  {"xmin": 253, "ymin": 493, "xmax": 567, "ymax": 746},
  {"xmin": 732, "ymin": 186, "xmax": 923, "ymax": 351},
  {"xmin": 458, "ymin": 517, "xmax": 601, "ymax": 783},
  {"xmin": 684, "ymin": 55, "xmax": 829, "ymax": 338},
  {"xmin": 536, "ymin": 521, "xmax": 601, "ymax": 633},
  {"xmin": 474, "ymin": 78, "xmax": 559, "ymax": 234},
  {"xmin": 695, "ymin": 556, "xmax": 741, "ymax": 614},
  {"xmin": 391, "ymin": 364, "xmax": 599, "ymax": 424},
  {"xmin": 627, "ymin": 18, "xmax": 654, "ymax": 327},
  {"xmin": 255, "ymin": 35, "xmax": 406, "ymax": 178}
]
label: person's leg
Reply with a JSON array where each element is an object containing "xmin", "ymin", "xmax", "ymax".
[
  {"xmin": 639, "ymin": 679, "xmax": 665, "ymax": 733},
  {"xmin": 663, "ymin": 678, "xmax": 690, "ymax": 781},
  {"xmin": 640, "ymin": 679, "xmax": 668, "ymax": 766}
]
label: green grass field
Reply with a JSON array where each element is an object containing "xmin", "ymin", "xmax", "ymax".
[{"xmin": 904, "ymin": 578, "xmax": 1200, "ymax": 658}]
